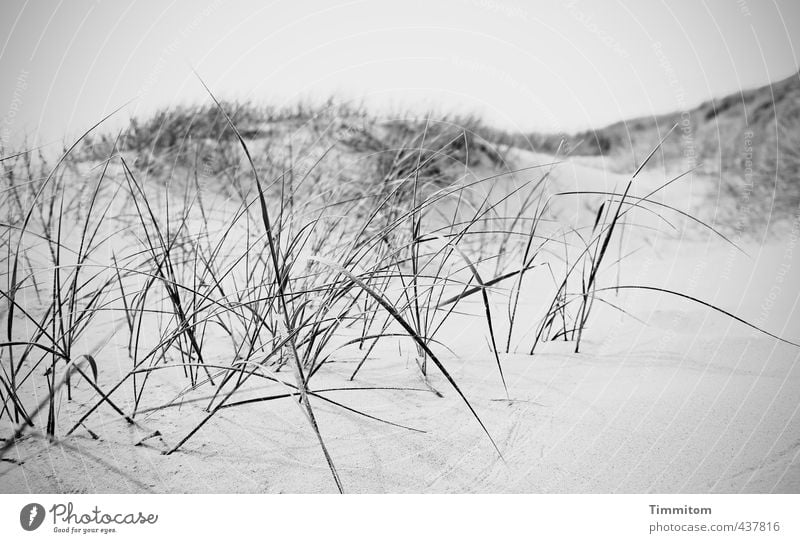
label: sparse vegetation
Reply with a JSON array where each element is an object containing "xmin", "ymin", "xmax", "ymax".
[{"xmin": 1, "ymin": 87, "xmax": 797, "ymax": 493}]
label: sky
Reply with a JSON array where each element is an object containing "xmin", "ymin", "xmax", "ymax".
[{"xmin": 1, "ymin": 0, "xmax": 799, "ymax": 148}]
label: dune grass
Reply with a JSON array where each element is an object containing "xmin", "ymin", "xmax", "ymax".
[{"xmin": 1, "ymin": 94, "xmax": 797, "ymax": 492}]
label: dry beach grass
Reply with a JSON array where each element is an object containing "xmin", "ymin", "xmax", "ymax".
[{"xmin": 1, "ymin": 89, "xmax": 799, "ymax": 493}]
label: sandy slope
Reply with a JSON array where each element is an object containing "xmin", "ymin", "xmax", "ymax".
[{"xmin": 2, "ymin": 152, "xmax": 798, "ymax": 494}]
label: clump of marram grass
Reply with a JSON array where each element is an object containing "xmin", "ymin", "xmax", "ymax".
[{"xmin": 1, "ymin": 94, "xmax": 798, "ymax": 492}]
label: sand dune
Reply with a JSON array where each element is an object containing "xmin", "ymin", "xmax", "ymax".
[{"xmin": 2, "ymin": 141, "xmax": 797, "ymax": 493}]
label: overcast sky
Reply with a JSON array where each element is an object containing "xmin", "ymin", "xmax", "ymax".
[{"xmin": 1, "ymin": 0, "xmax": 799, "ymax": 147}]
